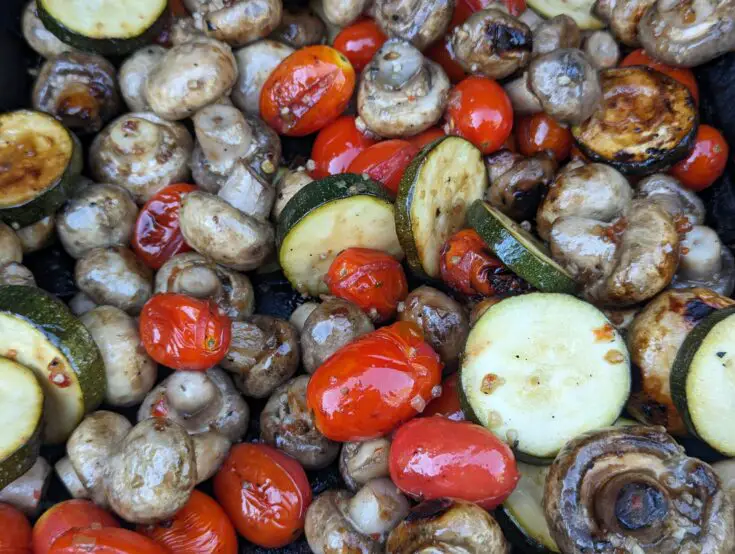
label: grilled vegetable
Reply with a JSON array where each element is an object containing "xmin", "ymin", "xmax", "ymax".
[{"xmin": 527, "ymin": 0, "xmax": 604, "ymax": 29}]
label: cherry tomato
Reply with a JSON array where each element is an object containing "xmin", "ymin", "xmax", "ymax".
[
  {"xmin": 33, "ymin": 500, "xmax": 119, "ymax": 554},
  {"xmin": 347, "ymin": 140, "xmax": 419, "ymax": 197},
  {"xmin": 333, "ymin": 19, "xmax": 388, "ymax": 73},
  {"xmin": 139, "ymin": 490, "xmax": 237, "ymax": 554},
  {"xmin": 0, "ymin": 503, "xmax": 32, "ymax": 553},
  {"xmin": 425, "ymin": 40, "xmax": 466, "ymax": 84},
  {"xmin": 48, "ymin": 529, "xmax": 166, "ymax": 554},
  {"xmin": 307, "ymin": 321, "xmax": 443, "ymax": 441},
  {"xmin": 132, "ymin": 183, "xmax": 196, "ymax": 270},
  {"xmin": 325, "ymin": 248, "xmax": 408, "ymax": 322},
  {"xmin": 214, "ymin": 444, "xmax": 312, "ymax": 549},
  {"xmin": 570, "ymin": 144, "xmax": 589, "ymax": 162},
  {"xmin": 445, "ymin": 76, "xmax": 513, "ymax": 155},
  {"xmin": 620, "ymin": 49, "xmax": 699, "ymax": 104},
  {"xmin": 422, "ymin": 373, "xmax": 465, "ymax": 421},
  {"xmin": 310, "ymin": 116, "xmax": 377, "ymax": 179},
  {"xmin": 408, "ymin": 127, "xmax": 446, "ymax": 150},
  {"xmin": 140, "ymin": 293, "xmax": 231, "ymax": 371},
  {"xmin": 390, "ymin": 417, "xmax": 519, "ymax": 509},
  {"xmin": 454, "ymin": 0, "xmax": 526, "ymax": 22},
  {"xmin": 260, "ymin": 46, "xmax": 356, "ymax": 136},
  {"xmin": 670, "ymin": 125, "xmax": 729, "ymax": 192},
  {"xmin": 440, "ymin": 229, "xmax": 529, "ymax": 297},
  {"xmin": 516, "ymin": 113, "xmax": 572, "ymax": 162}
]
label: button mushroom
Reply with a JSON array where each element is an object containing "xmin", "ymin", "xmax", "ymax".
[
  {"xmin": 503, "ymin": 73, "xmax": 543, "ymax": 115},
  {"xmin": 386, "ymin": 498, "xmax": 510, "ymax": 553},
  {"xmin": 55, "ymin": 456, "xmax": 89, "ymax": 500},
  {"xmin": 74, "ymin": 246, "xmax": 153, "ymax": 315},
  {"xmin": 57, "ymin": 183, "xmax": 138, "ymax": 259},
  {"xmin": 0, "ymin": 222, "xmax": 22, "ymax": 267},
  {"xmin": 673, "ymin": 226, "xmax": 735, "ymax": 297},
  {"xmin": 0, "ymin": 263, "xmax": 36, "ymax": 287},
  {"xmin": 635, "ymin": 173, "xmax": 705, "ymax": 225},
  {"xmin": 339, "ymin": 438, "xmax": 392, "ymax": 492},
  {"xmin": 118, "ymin": 46, "xmax": 167, "ymax": 112},
  {"xmin": 231, "ymin": 40, "xmax": 294, "ymax": 116},
  {"xmin": 155, "ymin": 252, "xmax": 255, "ymax": 320},
  {"xmin": 583, "ymin": 30, "xmax": 620, "ymax": 68},
  {"xmin": 89, "ymin": 112, "xmax": 193, "ymax": 203},
  {"xmin": 544, "ymin": 425, "xmax": 735, "ymax": 553},
  {"xmin": 593, "ymin": 0, "xmax": 657, "ymax": 46},
  {"xmin": 17, "ymin": 216, "xmax": 55, "ymax": 254},
  {"xmin": 301, "ymin": 297, "xmax": 374, "ymax": 374},
  {"xmin": 186, "ymin": 0, "xmax": 283, "ymax": 46},
  {"xmin": 0, "ymin": 457, "xmax": 51, "ymax": 516},
  {"xmin": 271, "ymin": 7, "xmax": 326, "ymax": 48},
  {"xmin": 289, "ymin": 301, "xmax": 319, "ymax": 332},
  {"xmin": 448, "ymin": 9, "xmax": 532, "ymax": 80},
  {"xmin": 318, "ymin": 0, "xmax": 370, "ymax": 26},
  {"xmin": 271, "ymin": 168, "xmax": 313, "ymax": 221},
  {"xmin": 68, "ymin": 292, "xmax": 97, "ymax": 316},
  {"xmin": 32, "ymin": 52, "xmax": 120, "ymax": 135},
  {"xmin": 373, "ymin": 0, "xmax": 453, "ymax": 51},
  {"xmin": 170, "ymin": 15, "xmax": 207, "ymax": 45},
  {"xmin": 531, "ymin": 14, "xmax": 581, "ymax": 57},
  {"xmin": 191, "ymin": 431, "xmax": 232, "ymax": 484},
  {"xmin": 221, "ymin": 315, "xmax": 300, "ymax": 398},
  {"xmin": 357, "ymin": 39, "xmax": 450, "ymax": 138},
  {"xmin": 22, "ymin": 1, "xmax": 75, "ymax": 59}
]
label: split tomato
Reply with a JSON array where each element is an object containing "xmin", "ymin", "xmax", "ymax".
[
  {"xmin": 620, "ymin": 49, "xmax": 699, "ymax": 104},
  {"xmin": 422, "ymin": 373, "xmax": 465, "ymax": 421},
  {"xmin": 306, "ymin": 321, "xmax": 443, "ymax": 442},
  {"xmin": 33, "ymin": 500, "xmax": 119, "ymax": 554},
  {"xmin": 333, "ymin": 19, "xmax": 387, "ymax": 73},
  {"xmin": 0, "ymin": 503, "xmax": 31, "ymax": 553},
  {"xmin": 347, "ymin": 140, "xmax": 418, "ymax": 197},
  {"xmin": 48, "ymin": 528, "xmax": 167, "ymax": 554},
  {"xmin": 670, "ymin": 124, "xmax": 729, "ymax": 192},
  {"xmin": 310, "ymin": 116, "xmax": 377, "ymax": 179},
  {"xmin": 516, "ymin": 113, "xmax": 573, "ymax": 161},
  {"xmin": 139, "ymin": 293, "xmax": 231, "ymax": 371}
]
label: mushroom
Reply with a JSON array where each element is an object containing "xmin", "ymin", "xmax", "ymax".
[
  {"xmin": 544, "ymin": 425, "xmax": 735, "ymax": 553},
  {"xmin": 68, "ymin": 292, "xmax": 98, "ymax": 316},
  {"xmin": 601, "ymin": 305, "xmax": 640, "ymax": 335},
  {"xmin": 231, "ymin": 40, "xmax": 294, "ymax": 116},
  {"xmin": 301, "ymin": 297, "xmax": 374, "ymax": 374},
  {"xmin": 270, "ymin": 7, "xmax": 326, "ymax": 48},
  {"xmin": 221, "ymin": 315, "xmax": 300, "ymax": 398},
  {"xmin": 0, "ymin": 457, "xmax": 51, "ymax": 516},
  {"xmin": 80, "ymin": 306, "xmax": 157, "ymax": 407},
  {"xmin": 118, "ymin": 46, "xmax": 167, "ymax": 112},
  {"xmin": 485, "ymin": 149, "xmax": 556, "ymax": 222},
  {"xmin": 358, "ymin": 39, "xmax": 450, "ymax": 138},
  {"xmin": 503, "ymin": 73, "xmax": 543, "ymax": 115},
  {"xmin": 22, "ymin": 1, "xmax": 75, "ymax": 58},
  {"xmin": 713, "ymin": 459, "xmax": 735, "ymax": 504},
  {"xmin": 531, "ymin": 14, "xmax": 581, "ymax": 57},
  {"xmin": 191, "ymin": 431, "xmax": 231, "ymax": 484},
  {"xmin": 17, "ymin": 216, "xmax": 55, "ymax": 254},
  {"xmin": 0, "ymin": 263, "xmax": 36, "ymax": 287},
  {"xmin": 339, "ymin": 438, "xmax": 392, "ymax": 492},
  {"xmin": 32, "ymin": 52, "xmax": 120, "ymax": 135},
  {"xmin": 386, "ymin": 498, "xmax": 510, "ymax": 553},
  {"xmin": 583, "ymin": 30, "xmax": 620, "ymax": 69},
  {"xmin": 469, "ymin": 296, "xmax": 505, "ymax": 326},
  {"xmin": 57, "ymin": 184, "xmax": 138, "ymax": 259},
  {"xmin": 528, "ymin": 49, "xmax": 601, "ymax": 126},
  {"xmin": 170, "ymin": 15, "xmax": 207, "ymax": 45},
  {"xmin": 306, "ymin": 480, "xmax": 411, "ymax": 553},
  {"xmin": 75, "ymin": 246, "xmax": 153, "ymax": 315},
  {"xmin": 638, "ymin": 0, "xmax": 735, "ymax": 67},
  {"xmin": 593, "ymin": 0, "xmax": 656, "ymax": 46},
  {"xmin": 260, "ymin": 375, "xmax": 340, "ymax": 469},
  {"xmin": 145, "ymin": 38, "xmax": 238, "ymax": 121},
  {"xmin": 104, "ymin": 418, "xmax": 196, "ymax": 524},
  {"xmin": 634, "ymin": 173, "xmax": 705, "ymax": 225},
  {"xmin": 0, "ymin": 222, "xmax": 22, "ymax": 267},
  {"xmin": 179, "ymin": 191, "xmax": 275, "ymax": 271},
  {"xmin": 271, "ymin": 168, "xmax": 313, "ymax": 221},
  {"xmin": 155, "ymin": 252, "xmax": 255, "ymax": 320},
  {"xmin": 185, "ymin": 0, "xmax": 283, "ymax": 46},
  {"xmin": 55, "ymin": 456, "xmax": 89, "ymax": 500},
  {"xmin": 448, "ymin": 9, "xmax": 532, "ymax": 79},
  {"xmin": 626, "ymin": 288, "xmax": 734, "ymax": 435},
  {"xmin": 319, "ymin": 0, "xmax": 370, "ymax": 26},
  {"xmin": 66, "ymin": 410, "xmax": 133, "ymax": 507},
  {"xmin": 373, "ymin": 0, "xmax": 454, "ymax": 51},
  {"xmin": 289, "ymin": 301, "xmax": 319, "ymax": 332},
  {"xmin": 397, "ymin": 286, "xmax": 469, "ymax": 373},
  {"xmin": 89, "ymin": 112, "xmax": 193, "ymax": 203},
  {"xmin": 673, "ymin": 226, "xmax": 735, "ymax": 297}
]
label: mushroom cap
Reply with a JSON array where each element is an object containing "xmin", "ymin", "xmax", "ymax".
[
  {"xmin": 119, "ymin": 46, "xmax": 167, "ymax": 112},
  {"xmin": 532, "ymin": 14, "xmax": 581, "ymax": 57},
  {"xmin": 339, "ymin": 438, "xmax": 392, "ymax": 491},
  {"xmin": 321, "ymin": 0, "xmax": 370, "ymax": 26},
  {"xmin": 195, "ymin": 0, "xmax": 283, "ymax": 46},
  {"xmin": 593, "ymin": 0, "xmax": 656, "ymax": 46},
  {"xmin": 373, "ymin": 0, "xmax": 454, "ymax": 51},
  {"xmin": 635, "ymin": 173, "xmax": 705, "ymax": 225},
  {"xmin": 232, "ymin": 40, "xmax": 294, "ymax": 116},
  {"xmin": 271, "ymin": 8, "xmax": 326, "ymax": 48}
]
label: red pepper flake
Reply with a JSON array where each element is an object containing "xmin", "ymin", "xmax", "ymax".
[
  {"xmin": 48, "ymin": 358, "xmax": 71, "ymax": 388},
  {"xmin": 593, "ymin": 323, "xmax": 615, "ymax": 343},
  {"xmin": 150, "ymin": 395, "xmax": 169, "ymax": 418},
  {"xmin": 481, "ymin": 373, "xmax": 505, "ymax": 394}
]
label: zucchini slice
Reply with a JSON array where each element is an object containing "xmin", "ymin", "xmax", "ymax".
[
  {"xmin": 460, "ymin": 293, "xmax": 630, "ymax": 462},
  {"xmin": 671, "ymin": 307, "xmax": 735, "ymax": 456},
  {"xmin": 0, "ymin": 286, "xmax": 105, "ymax": 444},
  {"xmin": 37, "ymin": 0, "xmax": 168, "ymax": 55},
  {"xmin": 396, "ymin": 136, "xmax": 487, "ymax": 279},
  {"xmin": 572, "ymin": 67, "xmax": 698, "ymax": 175},
  {"xmin": 0, "ymin": 358, "xmax": 44, "ymax": 490},
  {"xmin": 277, "ymin": 174, "xmax": 403, "ymax": 296},
  {"xmin": 467, "ymin": 200, "xmax": 577, "ymax": 294},
  {"xmin": 526, "ymin": 0, "xmax": 604, "ymax": 29},
  {"xmin": 0, "ymin": 111, "xmax": 82, "ymax": 228}
]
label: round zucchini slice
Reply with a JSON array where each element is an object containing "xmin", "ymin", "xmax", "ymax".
[
  {"xmin": 572, "ymin": 67, "xmax": 698, "ymax": 175},
  {"xmin": 0, "ymin": 286, "xmax": 106, "ymax": 445},
  {"xmin": 526, "ymin": 0, "xmax": 604, "ymax": 29},
  {"xmin": 0, "ymin": 358, "xmax": 44, "ymax": 490},
  {"xmin": 0, "ymin": 110, "xmax": 82, "ymax": 228},
  {"xmin": 277, "ymin": 174, "xmax": 403, "ymax": 297}
]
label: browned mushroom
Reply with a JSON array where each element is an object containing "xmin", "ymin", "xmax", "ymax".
[
  {"xmin": 339, "ymin": 438, "xmax": 392, "ymax": 491},
  {"xmin": 593, "ymin": 0, "xmax": 657, "ymax": 46},
  {"xmin": 186, "ymin": 0, "xmax": 283, "ymax": 47},
  {"xmin": 373, "ymin": 0, "xmax": 453, "ymax": 51},
  {"xmin": 532, "ymin": 15, "xmax": 581, "ymax": 57},
  {"xmin": 270, "ymin": 7, "xmax": 326, "ymax": 48}
]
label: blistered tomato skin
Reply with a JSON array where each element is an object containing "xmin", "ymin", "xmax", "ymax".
[
  {"xmin": 260, "ymin": 46, "xmax": 356, "ymax": 137},
  {"xmin": 670, "ymin": 124, "xmax": 729, "ymax": 192},
  {"xmin": 306, "ymin": 321, "xmax": 443, "ymax": 442},
  {"xmin": 33, "ymin": 500, "xmax": 120, "ymax": 554},
  {"xmin": 422, "ymin": 373, "xmax": 465, "ymax": 421},
  {"xmin": 310, "ymin": 116, "xmax": 377, "ymax": 179},
  {"xmin": 333, "ymin": 20, "xmax": 388, "ymax": 73},
  {"xmin": 390, "ymin": 417, "xmax": 519, "ymax": 509},
  {"xmin": 347, "ymin": 140, "xmax": 419, "ymax": 197},
  {"xmin": 48, "ymin": 527, "xmax": 168, "ymax": 554}
]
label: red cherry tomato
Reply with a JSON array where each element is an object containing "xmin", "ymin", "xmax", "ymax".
[
  {"xmin": 425, "ymin": 40, "xmax": 467, "ymax": 84},
  {"xmin": 620, "ymin": 49, "xmax": 699, "ymax": 104},
  {"xmin": 422, "ymin": 373, "xmax": 465, "ymax": 421},
  {"xmin": 516, "ymin": 113, "xmax": 572, "ymax": 161},
  {"xmin": 445, "ymin": 76, "xmax": 513, "ymax": 155},
  {"xmin": 570, "ymin": 144, "xmax": 589, "ymax": 162},
  {"xmin": 325, "ymin": 248, "xmax": 408, "ymax": 322},
  {"xmin": 139, "ymin": 490, "xmax": 237, "ymax": 554},
  {"xmin": 139, "ymin": 293, "xmax": 231, "ymax": 371},
  {"xmin": 333, "ymin": 19, "xmax": 388, "ymax": 73},
  {"xmin": 347, "ymin": 140, "xmax": 419, "ymax": 197},
  {"xmin": 132, "ymin": 183, "xmax": 196, "ymax": 270},
  {"xmin": 48, "ymin": 528, "xmax": 167, "ymax": 554},
  {"xmin": 390, "ymin": 417, "xmax": 519, "ymax": 509},
  {"xmin": 307, "ymin": 321, "xmax": 443, "ymax": 441},
  {"xmin": 310, "ymin": 116, "xmax": 377, "ymax": 179},
  {"xmin": 408, "ymin": 127, "xmax": 446, "ymax": 150},
  {"xmin": 0, "ymin": 503, "xmax": 32, "ymax": 553},
  {"xmin": 260, "ymin": 46, "xmax": 356, "ymax": 136},
  {"xmin": 214, "ymin": 444, "xmax": 312, "ymax": 549},
  {"xmin": 33, "ymin": 500, "xmax": 119, "ymax": 554},
  {"xmin": 454, "ymin": 0, "xmax": 526, "ymax": 23},
  {"xmin": 670, "ymin": 125, "xmax": 729, "ymax": 192}
]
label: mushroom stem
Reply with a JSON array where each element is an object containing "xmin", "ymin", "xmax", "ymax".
[
  {"xmin": 193, "ymin": 105, "xmax": 253, "ymax": 174},
  {"xmin": 0, "ymin": 457, "xmax": 51, "ymax": 515}
]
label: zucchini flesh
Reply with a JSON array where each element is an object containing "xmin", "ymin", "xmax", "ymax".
[
  {"xmin": 526, "ymin": 0, "xmax": 604, "ymax": 29},
  {"xmin": 467, "ymin": 200, "xmax": 577, "ymax": 294},
  {"xmin": 461, "ymin": 293, "xmax": 630, "ymax": 461},
  {"xmin": 0, "ymin": 358, "xmax": 44, "ymax": 490},
  {"xmin": 396, "ymin": 136, "xmax": 488, "ymax": 279}
]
